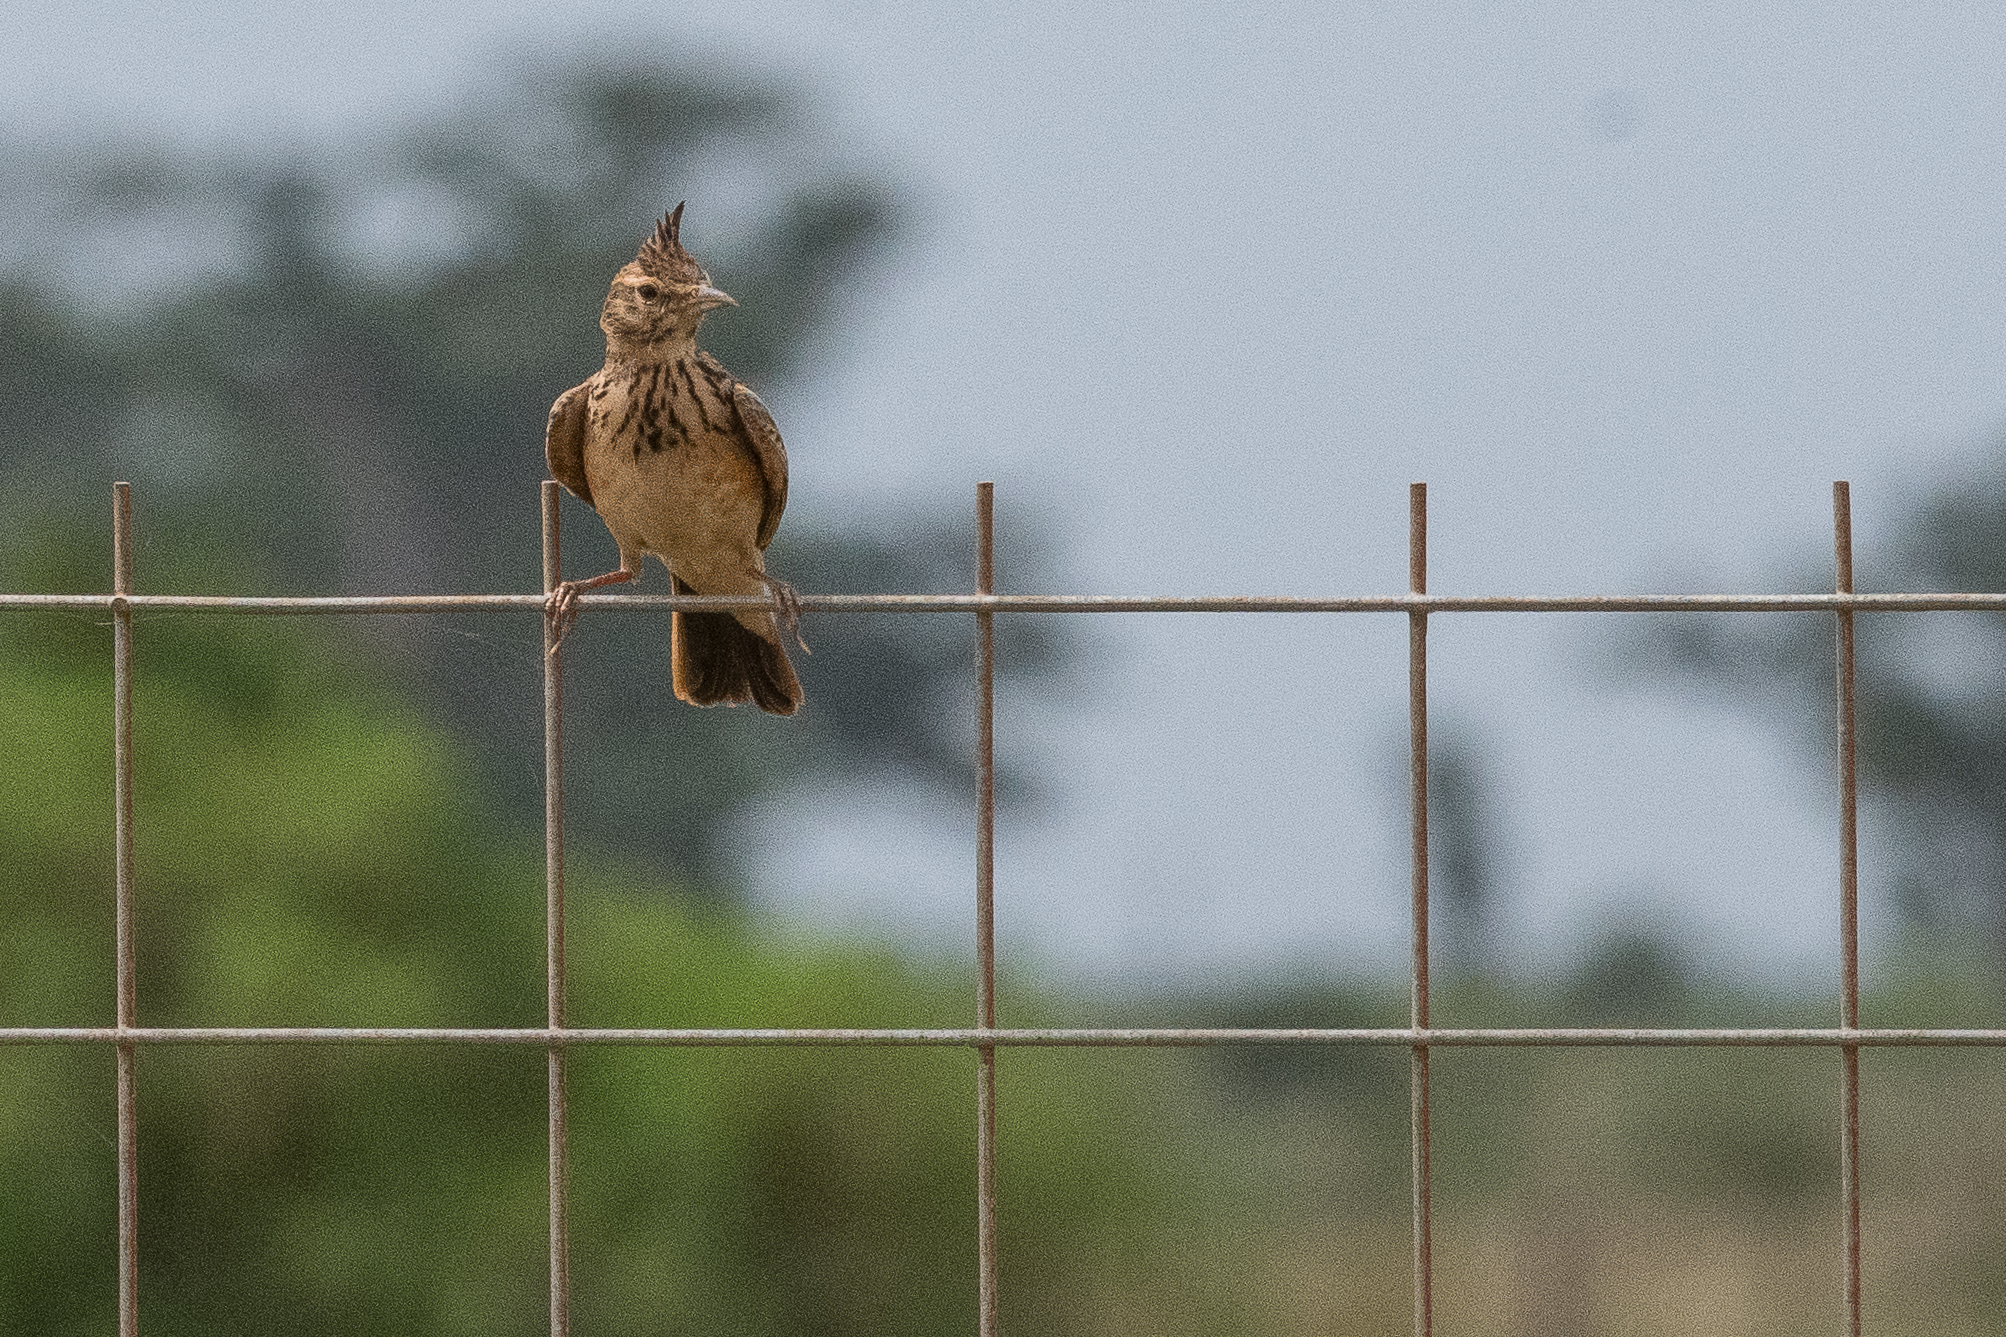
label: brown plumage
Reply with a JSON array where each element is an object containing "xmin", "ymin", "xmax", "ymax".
[{"xmin": 545, "ymin": 203, "xmax": 803, "ymax": 715}]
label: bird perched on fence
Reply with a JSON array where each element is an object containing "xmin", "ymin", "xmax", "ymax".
[{"xmin": 545, "ymin": 203, "xmax": 804, "ymax": 715}]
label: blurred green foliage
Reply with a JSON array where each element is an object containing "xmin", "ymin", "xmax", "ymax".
[
  {"xmin": 0, "ymin": 608, "xmax": 1169, "ymax": 1334},
  {"xmin": 6, "ymin": 604, "xmax": 2006, "ymax": 1330}
]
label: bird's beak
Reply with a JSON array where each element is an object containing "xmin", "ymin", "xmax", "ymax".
[{"xmin": 695, "ymin": 285, "xmax": 738, "ymax": 310}]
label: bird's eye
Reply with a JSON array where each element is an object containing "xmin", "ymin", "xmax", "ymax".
[{"xmin": 635, "ymin": 282, "xmax": 661, "ymax": 302}]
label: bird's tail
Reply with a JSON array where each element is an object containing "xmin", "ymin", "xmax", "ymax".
[{"xmin": 670, "ymin": 575, "xmax": 804, "ymax": 715}]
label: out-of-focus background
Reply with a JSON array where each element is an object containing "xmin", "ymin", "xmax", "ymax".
[{"xmin": 4, "ymin": 3, "xmax": 2005, "ymax": 1332}]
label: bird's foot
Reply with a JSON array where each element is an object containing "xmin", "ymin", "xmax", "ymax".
[
  {"xmin": 765, "ymin": 575, "xmax": 810, "ymax": 653},
  {"xmin": 544, "ymin": 582, "xmax": 585, "ymax": 655},
  {"xmin": 544, "ymin": 568, "xmax": 637, "ymax": 655}
]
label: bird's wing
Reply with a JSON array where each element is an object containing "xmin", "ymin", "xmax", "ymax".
[
  {"xmin": 708, "ymin": 356, "xmax": 790, "ymax": 550},
  {"xmin": 545, "ymin": 378, "xmax": 595, "ymax": 508}
]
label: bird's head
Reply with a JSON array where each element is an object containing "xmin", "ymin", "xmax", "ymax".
[{"xmin": 599, "ymin": 202, "xmax": 738, "ymax": 355}]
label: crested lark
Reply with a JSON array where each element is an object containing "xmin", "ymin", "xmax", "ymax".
[{"xmin": 545, "ymin": 203, "xmax": 804, "ymax": 715}]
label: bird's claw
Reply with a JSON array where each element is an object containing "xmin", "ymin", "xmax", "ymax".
[
  {"xmin": 767, "ymin": 577, "xmax": 810, "ymax": 654},
  {"xmin": 543, "ymin": 567, "xmax": 639, "ymax": 655},
  {"xmin": 544, "ymin": 582, "xmax": 584, "ymax": 654}
]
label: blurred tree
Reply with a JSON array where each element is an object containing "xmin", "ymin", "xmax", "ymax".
[
  {"xmin": 1368, "ymin": 723, "xmax": 1509, "ymax": 980},
  {"xmin": 0, "ymin": 56, "xmax": 1072, "ymax": 890},
  {"xmin": 1426, "ymin": 732, "xmax": 1505, "ymax": 978},
  {"xmin": 1557, "ymin": 929, "xmax": 1694, "ymax": 1025},
  {"xmin": 1633, "ymin": 454, "xmax": 2006, "ymax": 950}
]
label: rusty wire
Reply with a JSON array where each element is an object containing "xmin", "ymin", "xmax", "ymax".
[
  {"xmin": 111, "ymin": 483, "xmax": 137, "ymax": 1337},
  {"xmin": 540, "ymin": 482, "xmax": 571, "ymax": 1337},
  {"xmin": 8, "ymin": 590, "xmax": 2006, "ymax": 614},
  {"xmin": 3, "ymin": 477, "xmax": 1994, "ymax": 1334},
  {"xmin": 974, "ymin": 482, "xmax": 1000, "ymax": 1337},
  {"xmin": 8, "ymin": 1024, "xmax": 2006, "ymax": 1048},
  {"xmin": 1834, "ymin": 481, "xmax": 1863, "ymax": 1337},
  {"xmin": 1408, "ymin": 483, "xmax": 1433, "ymax": 1337}
]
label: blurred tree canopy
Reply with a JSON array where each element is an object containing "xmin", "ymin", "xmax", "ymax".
[
  {"xmin": 0, "ymin": 56, "xmax": 1069, "ymax": 890},
  {"xmin": 1633, "ymin": 455, "xmax": 2006, "ymax": 951},
  {"xmin": 0, "ymin": 60, "xmax": 1095, "ymax": 1327},
  {"xmin": 1426, "ymin": 731, "xmax": 1507, "ymax": 979}
]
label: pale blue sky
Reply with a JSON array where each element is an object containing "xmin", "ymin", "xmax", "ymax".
[{"xmin": 10, "ymin": 1, "xmax": 2006, "ymax": 984}]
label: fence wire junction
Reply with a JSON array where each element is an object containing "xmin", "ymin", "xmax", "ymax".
[{"xmin": 6, "ymin": 478, "xmax": 2006, "ymax": 1336}]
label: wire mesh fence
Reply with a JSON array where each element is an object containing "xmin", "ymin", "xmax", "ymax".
[{"xmin": 6, "ymin": 477, "xmax": 2006, "ymax": 1336}]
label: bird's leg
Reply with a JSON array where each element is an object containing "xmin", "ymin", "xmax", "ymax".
[
  {"xmin": 756, "ymin": 567, "xmax": 810, "ymax": 653},
  {"xmin": 546, "ymin": 561, "xmax": 638, "ymax": 652}
]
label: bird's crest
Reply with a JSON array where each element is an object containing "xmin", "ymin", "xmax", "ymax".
[{"xmin": 636, "ymin": 202, "xmax": 708, "ymax": 284}]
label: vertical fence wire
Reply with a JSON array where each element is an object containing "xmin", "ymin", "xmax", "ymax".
[
  {"xmin": 974, "ymin": 481, "xmax": 1000, "ymax": 1336},
  {"xmin": 1407, "ymin": 482, "xmax": 1433, "ymax": 1337},
  {"xmin": 541, "ymin": 482, "xmax": 571, "ymax": 1337},
  {"xmin": 1833, "ymin": 481, "xmax": 1862, "ymax": 1337},
  {"xmin": 112, "ymin": 482, "xmax": 138, "ymax": 1337}
]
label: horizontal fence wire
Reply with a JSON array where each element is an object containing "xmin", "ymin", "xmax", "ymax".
[
  {"xmin": 7, "ymin": 1026, "xmax": 2006, "ymax": 1047},
  {"xmin": 9, "ymin": 591, "xmax": 2006, "ymax": 614},
  {"xmin": 7, "ymin": 477, "xmax": 2002, "ymax": 1335}
]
